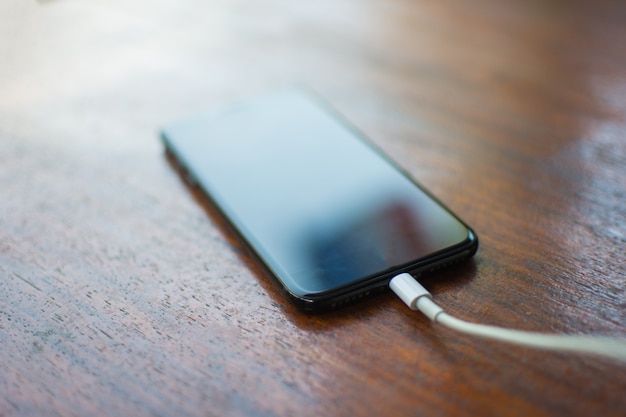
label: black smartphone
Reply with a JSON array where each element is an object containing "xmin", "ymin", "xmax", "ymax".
[{"xmin": 161, "ymin": 89, "xmax": 478, "ymax": 312}]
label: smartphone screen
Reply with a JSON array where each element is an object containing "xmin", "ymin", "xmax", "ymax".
[{"xmin": 161, "ymin": 89, "xmax": 477, "ymax": 311}]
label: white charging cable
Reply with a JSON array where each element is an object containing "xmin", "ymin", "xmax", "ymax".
[{"xmin": 389, "ymin": 273, "xmax": 626, "ymax": 361}]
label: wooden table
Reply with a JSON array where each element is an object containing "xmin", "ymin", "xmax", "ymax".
[{"xmin": 1, "ymin": 0, "xmax": 625, "ymax": 416}]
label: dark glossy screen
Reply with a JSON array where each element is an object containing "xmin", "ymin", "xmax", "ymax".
[{"xmin": 162, "ymin": 90, "xmax": 473, "ymax": 298}]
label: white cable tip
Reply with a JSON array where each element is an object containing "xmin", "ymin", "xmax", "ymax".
[{"xmin": 389, "ymin": 273, "xmax": 443, "ymax": 320}]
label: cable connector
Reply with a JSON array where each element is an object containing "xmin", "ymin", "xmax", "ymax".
[
  {"xmin": 389, "ymin": 273, "xmax": 443, "ymax": 320},
  {"xmin": 389, "ymin": 272, "xmax": 626, "ymax": 362}
]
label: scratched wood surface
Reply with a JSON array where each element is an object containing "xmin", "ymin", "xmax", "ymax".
[{"xmin": 1, "ymin": 0, "xmax": 625, "ymax": 416}]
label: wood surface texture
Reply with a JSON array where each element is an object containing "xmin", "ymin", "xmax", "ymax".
[{"xmin": 1, "ymin": 0, "xmax": 625, "ymax": 416}]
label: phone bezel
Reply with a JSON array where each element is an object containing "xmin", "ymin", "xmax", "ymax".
[{"xmin": 161, "ymin": 90, "xmax": 478, "ymax": 312}]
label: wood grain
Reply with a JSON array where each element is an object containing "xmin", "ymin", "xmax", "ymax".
[{"xmin": 1, "ymin": 0, "xmax": 624, "ymax": 416}]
